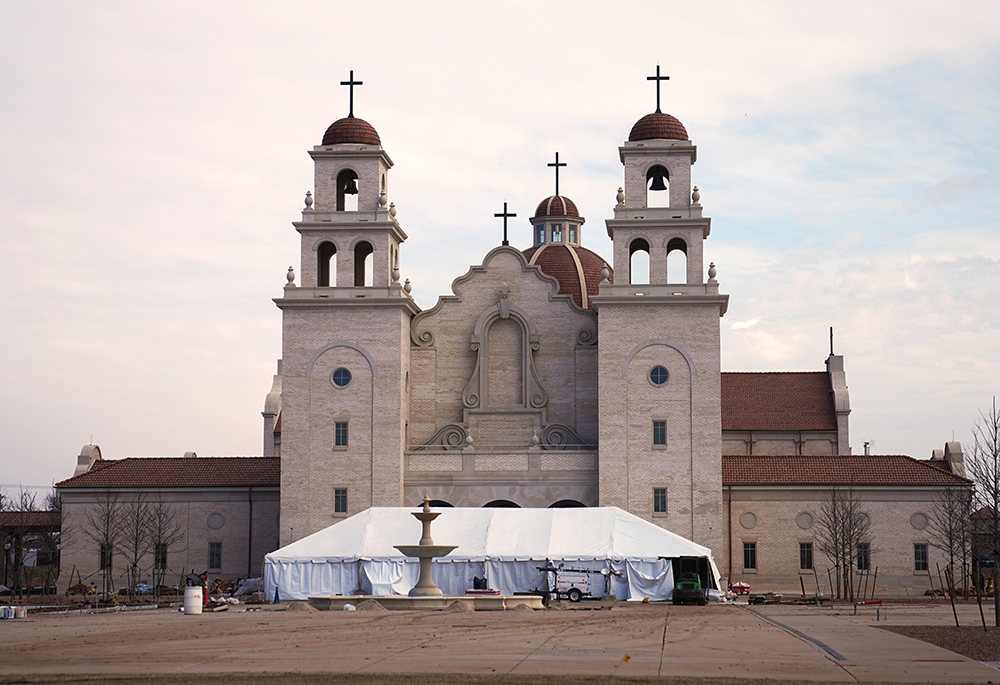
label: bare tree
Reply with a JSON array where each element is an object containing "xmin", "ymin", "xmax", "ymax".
[
  {"xmin": 814, "ymin": 485, "xmax": 873, "ymax": 600},
  {"xmin": 117, "ymin": 493, "xmax": 154, "ymax": 598},
  {"xmin": 148, "ymin": 492, "xmax": 184, "ymax": 599},
  {"xmin": 965, "ymin": 396, "xmax": 1000, "ymax": 625},
  {"xmin": 82, "ymin": 491, "xmax": 123, "ymax": 598},
  {"xmin": 7, "ymin": 489, "xmax": 38, "ymax": 599},
  {"xmin": 928, "ymin": 485, "xmax": 972, "ymax": 595}
]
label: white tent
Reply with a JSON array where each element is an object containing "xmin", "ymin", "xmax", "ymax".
[{"xmin": 264, "ymin": 507, "xmax": 721, "ymax": 601}]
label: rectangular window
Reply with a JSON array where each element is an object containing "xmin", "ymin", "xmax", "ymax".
[
  {"xmin": 335, "ymin": 421, "xmax": 348, "ymax": 448},
  {"xmin": 743, "ymin": 542, "xmax": 757, "ymax": 570},
  {"xmin": 334, "ymin": 488, "xmax": 348, "ymax": 514},
  {"xmin": 208, "ymin": 542, "xmax": 222, "ymax": 570},
  {"xmin": 154, "ymin": 544, "xmax": 167, "ymax": 571},
  {"xmin": 536, "ymin": 225, "xmax": 545, "ymax": 244},
  {"xmin": 568, "ymin": 226, "xmax": 577, "ymax": 243},
  {"xmin": 652, "ymin": 420, "xmax": 666, "ymax": 447},
  {"xmin": 914, "ymin": 543, "xmax": 928, "ymax": 572},
  {"xmin": 799, "ymin": 542, "xmax": 813, "ymax": 571},
  {"xmin": 552, "ymin": 224, "xmax": 562, "ymax": 242},
  {"xmin": 857, "ymin": 543, "xmax": 871, "ymax": 571},
  {"xmin": 99, "ymin": 543, "xmax": 113, "ymax": 570},
  {"xmin": 653, "ymin": 487, "xmax": 667, "ymax": 514}
]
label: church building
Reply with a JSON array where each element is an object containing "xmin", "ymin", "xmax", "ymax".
[
  {"xmin": 53, "ymin": 72, "xmax": 971, "ymax": 595},
  {"xmin": 264, "ymin": 71, "xmax": 966, "ymax": 589}
]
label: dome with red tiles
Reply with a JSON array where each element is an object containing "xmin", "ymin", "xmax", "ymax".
[
  {"xmin": 322, "ymin": 116, "xmax": 381, "ymax": 146},
  {"xmin": 522, "ymin": 243, "xmax": 611, "ymax": 311},
  {"xmin": 533, "ymin": 195, "xmax": 579, "ymax": 218},
  {"xmin": 628, "ymin": 112, "xmax": 688, "ymax": 142}
]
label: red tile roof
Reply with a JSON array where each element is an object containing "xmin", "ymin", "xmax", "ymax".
[
  {"xmin": 533, "ymin": 195, "xmax": 580, "ymax": 218},
  {"xmin": 0, "ymin": 510, "xmax": 61, "ymax": 530},
  {"xmin": 523, "ymin": 244, "xmax": 611, "ymax": 311},
  {"xmin": 721, "ymin": 372, "xmax": 837, "ymax": 431},
  {"xmin": 56, "ymin": 457, "xmax": 279, "ymax": 489},
  {"xmin": 321, "ymin": 116, "xmax": 380, "ymax": 146},
  {"xmin": 629, "ymin": 112, "xmax": 689, "ymax": 141},
  {"xmin": 723, "ymin": 454, "xmax": 971, "ymax": 487}
]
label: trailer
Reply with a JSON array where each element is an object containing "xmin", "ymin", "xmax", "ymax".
[{"xmin": 536, "ymin": 564, "xmax": 604, "ymax": 602}]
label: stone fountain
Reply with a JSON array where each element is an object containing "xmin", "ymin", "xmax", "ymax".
[{"xmin": 394, "ymin": 495, "xmax": 457, "ymax": 596}]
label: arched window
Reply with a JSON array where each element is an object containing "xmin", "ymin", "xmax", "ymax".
[
  {"xmin": 354, "ymin": 241, "xmax": 373, "ymax": 287},
  {"xmin": 428, "ymin": 499, "xmax": 453, "ymax": 508},
  {"xmin": 646, "ymin": 164, "xmax": 669, "ymax": 207},
  {"xmin": 483, "ymin": 499, "xmax": 520, "ymax": 508},
  {"xmin": 549, "ymin": 500, "xmax": 586, "ymax": 508},
  {"xmin": 666, "ymin": 238, "xmax": 687, "ymax": 284},
  {"xmin": 317, "ymin": 241, "xmax": 336, "ymax": 287},
  {"xmin": 629, "ymin": 238, "xmax": 650, "ymax": 285},
  {"xmin": 336, "ymin": 169, "xmax": 359, "ymax": 212}
]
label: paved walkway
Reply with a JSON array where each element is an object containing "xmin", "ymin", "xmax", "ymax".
[{"xmin": 1, "ymin": 602, "xmax": 997, "ymax": 682}]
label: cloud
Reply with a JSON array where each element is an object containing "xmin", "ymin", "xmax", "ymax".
[{"xmin": 895, "ymin": 173, "xmax": 992, "ymax": 218}]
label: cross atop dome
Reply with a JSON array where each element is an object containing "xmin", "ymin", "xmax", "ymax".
[
  {"xmin": 647, "ymin": 65, "xmax": 669, "ymax": 114},
  {"xmin": 340, "ymin": 69, "xmax": 363, "ymax": 118},
  {"xmin": 547, "ymin": 152, "xmax": 567, "ymax": 196}
]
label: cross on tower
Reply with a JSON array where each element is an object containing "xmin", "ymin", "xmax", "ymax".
[
  {"xmin": 494, "ymin": 201, "xmax": 516, "ymax": 246},
  {"xmin": 340, "ymin": 70, "xmax": 363, "ymax": 118},
  {"xmin": 647, "ymin": 65, "xmax": 669, "ymax": 114},
  {"xmin": 548, "ymin": 152, "xmax": 567, "ymax": 196}
]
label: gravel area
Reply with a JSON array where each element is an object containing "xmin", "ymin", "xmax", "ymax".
[{"xmin": 878, "ymin": 624, "xmax": 1000, "ymax": 662}]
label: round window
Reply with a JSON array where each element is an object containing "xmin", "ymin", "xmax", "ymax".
[
  {"xmin": 331, "ymin": 368, "xmax": 352, "ymax": 388},
  {"xmin": 649, "ymin": 366, "xmax": 669, "ymax": 386}
]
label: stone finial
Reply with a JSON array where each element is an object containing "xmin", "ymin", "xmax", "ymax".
[
  {"xmin": 379, "ymin": 190, "xmax": 388, "ymax": 208},
  {"xmin": 616, "ymin": 187, "xmax": 625, "ymax": 205},
  {"xmin": 422, "ymin": 494, "xmax": 431, "ymax": 513},
  {"xmin": 600, "ymin": 263, "xmax": 610, "ymax": 284},
  {"xmin": 692, "ymin": 186, "xmax": 701, "ymax": 205},
  {"xmin": 462, "ymin": 433, "xmax": 475, "ymax": 454},
  {"xmin": 389, "ymin": 202, "xmax": 397, "ymax": 218},
  {"xmin": 708, "ymin": 262, "xmax": 717, "ymax": 283},
  {"xmin": 286, "ymin": 266, "xmax": 296, "ymax": 286},
  {"xmin": 403, "ymin": 278, "xmax": 412, "ymax": 294},
  {"xmin": 392, "ymin": 265, "xmax": 401, "ymax": 284},
  {"xmin": 304, "ymin": 191, "xmax": 313, "ymax": 209}
]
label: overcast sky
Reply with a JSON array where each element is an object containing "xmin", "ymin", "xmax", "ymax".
[{"xmin": 2, "ymin": 1, "xmax": 998, "ymax": 499}]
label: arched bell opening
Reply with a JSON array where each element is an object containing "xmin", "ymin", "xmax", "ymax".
[
  {"xmin": 646, "ymin": 164, "xmax": 670, "ymax": 208},
  {"xmin": 317, "ymin": 241, "xmax": 337, "ymax": 287},
  {"xmin": 629, "ymin": 238, "xmax": 650, "ymax": 285},
  {"xmin": 353, "ymin": 241, "xmax": 374, "ymax": 287},
  {"xmin": 666, "ymin": 237, "xmax": 688, "ymax": 284},
  {"xmin": 483, "ymin": 500, "xmax": 520, "ymax": 508},
  {"xmin": 336, "ymin": 169, "xmax": 359, "ymax": 212}
]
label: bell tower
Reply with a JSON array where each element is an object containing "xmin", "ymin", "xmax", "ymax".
[
  {"xmin": 592, "ymin": 69, "xmax": 728, "ymax": 556},
  {"xmin": 274, "ymin": 72, "xmax": 419, "ymax": 546}
]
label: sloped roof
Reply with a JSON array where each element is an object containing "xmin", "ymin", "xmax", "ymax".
[
  {"xmin": 0, "ymin": 510, "xmax": 61, "ymax": 530},
  {"xmin": 721, "ymin": 372, "xmax": 837, "ymax": 431},
  {"xmin": 56, "ymin": 457, "xmax": 279, "ymax": 489},
  {"xmin": 723, "ymin": 454, "xmax": 972, "ymax": 487},
  {"xmin": 523, "ymin": 243, "xmax": 610, "ymax": 310}
]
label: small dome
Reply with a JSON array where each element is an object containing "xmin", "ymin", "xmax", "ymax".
[
  {"xmin": 628, "ymin": 112, "xmax": 688, "ymax": 142},
  {"xmin": 522, "ymin": 244, "xmax": 612, "ymax": 311},
  {"xmin": 322, "ymin": 116, "xmax": 381, "ymax": 146},
  {"xmin": 533, "ymin": 195, "xmax": 579, "ymax": 218}
]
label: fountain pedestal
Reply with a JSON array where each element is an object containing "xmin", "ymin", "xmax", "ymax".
[{"xmin": 393, "ymin": 496, "xmax": 457, "ymax": 597}]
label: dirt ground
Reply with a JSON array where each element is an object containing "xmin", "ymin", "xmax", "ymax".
[{"xmin": 3, "ymin": 600, "xmax": 1000, "ymax": 685}]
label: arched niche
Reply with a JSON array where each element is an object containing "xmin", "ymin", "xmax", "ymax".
[{"xmin": 462, "ymin": 292, "xmax": 548, "ymax": 410}]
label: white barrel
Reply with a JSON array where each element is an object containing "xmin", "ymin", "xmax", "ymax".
[{"xmin": 183, "ymin": 586, "xmax": 203, "ymax": 615}]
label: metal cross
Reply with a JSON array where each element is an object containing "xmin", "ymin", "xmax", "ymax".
[
  {"xmin": 647, "ymin": 65, "xmax": 669, "ymax": 114},
  {"xmin": 548, "ymin": 152, "xmax": 567, "ymax": 196},
  {"xmin": 494, "ymin": 202, "xmax": 516, "ymax": 246},
  {"xmin": 340, "ymin": 70, "xmax": 363, "ymax": 118}
]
